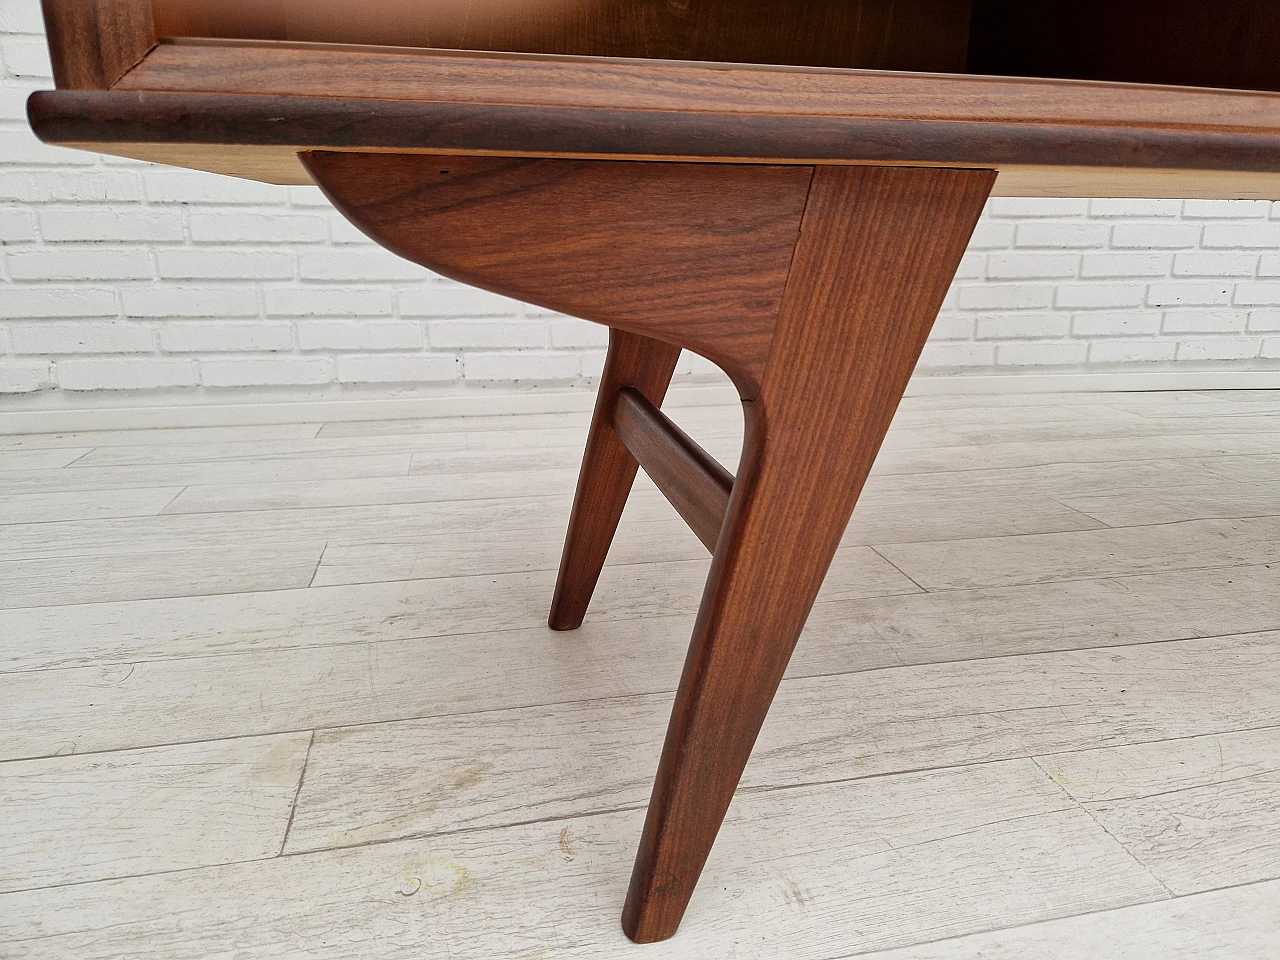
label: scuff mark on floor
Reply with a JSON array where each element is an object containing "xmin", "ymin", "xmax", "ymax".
[{"xmin": 399, "ymin": 856, "xmax": 476, "ymax": 900}]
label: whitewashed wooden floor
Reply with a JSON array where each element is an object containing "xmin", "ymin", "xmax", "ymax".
[{"xmin": 2, "ymin": 387, "xmax": 1280, "ymax": 959}]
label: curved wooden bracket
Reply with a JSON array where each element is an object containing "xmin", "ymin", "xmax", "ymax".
[
  {"xmin": 303, "ymin": 150, "xmax": 996, "ymax": 943},
  {"xmin": 302, "ymin": 151, "xmax": 813, "ymax": 396}
]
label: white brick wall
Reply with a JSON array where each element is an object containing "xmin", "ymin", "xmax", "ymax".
[{"xmin": 3, "ymin": 1, "xmax": 1280, "ymax": 401}]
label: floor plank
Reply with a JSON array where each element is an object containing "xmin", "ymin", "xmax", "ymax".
[
  {"xmin": 159, "ymin": 472, "xmax": 1105, "ymax": 551},
  {"xmin": 0, "ymin": 760, "xmax": 1167, "ymax": 960},
  {"xmin": 0, "ymin": 542, "xmax": 325, "ymax": 608},
  {"xmin": 6, "ymin": 618, "xmax": 1278, "ymax": 805},
  {"xmin": 0, "ymin": 733, "xmax": 310, "ymax": 893},
  {"xmin": 870, "ymin": 432, "xmax": 1280, "ymax": 477},
  {"xmin": 860, "ymin": 458, "xmax": 1226, "ymax": 503},
  {"xmin": 876, "ymin": 516, "xmax": 1280, "ymax": 590},
  {"xmin": 1038, "ymin": 726, "xmax": 1280, "ymax": 895},
  {"xmin": 162, "ymin": 469, "xmax": 582, "ymax": 513},
  {"xmin": 270, "ymin": 632, "xmax": 1280, "ymax": 853},
  {"xmin": 62, "ymin": 429, "xmax": 601, "ymax": 467},
  {"xmin": 1185, "ymin": 454, "xmax": 1280, "ymax": 484},
  {"xmin": 5, "ymin": 559, "xmax": 1277, "ymax": 676},
  {"xmin": 0, "ymin": 423, "xmax": 321, "ymax": 451},
  {"xmin": 313, "ymin": 526, "xmax": 922, "ymax": 589},
  {"xmin": 31, "ymin": 412, "xmax": 955, "ymax": 465},
  {"xmin": 0, "ymin": 573, "xmax": 912, "ymax": 760},
  {"xmin": 316, "ymin": 411, "xmax": 597, "ymax": 438},
  {"xmin": 0, "ymin": 499, "xmax": 576, "ymax": 562},
  {"xmin": 853, "ymin": 879, "xmax": 1280, "ymax": 960},
  {"xmin": 0, "ymin": 492, "xmax": 1104, "ymax": 573},
  {"xmin": 888, "ymin": 402, "xmax": 1146, "ymax": 427},
  {"xmin": 0, "ymin": 448, "xmax": 95, "ymax": 471},
  {"xmin": 897, "ymin": 392, "xmax": 1235, "ymax": 417},
  {"xmin": 1059, "ymin": 480, "xmax": 1280, "ymax": 525},
  {"xmin": 951, "ymin": 412, "xmax": 1280, "ymax": 446},
  {"xmin": 1201, "ymin": 389, "xmax": 1280, "ymax": 402},
  {"xmin": 0, "ymin": 487, "xmax": 183, "ymax": 524},
  {"xmin": 0, "ymin": 453, "xmax": 414, "ymax": 495},
  {"xmin": 1086, "ymin": 392, "xmax": 1248, "ymax": 418}
]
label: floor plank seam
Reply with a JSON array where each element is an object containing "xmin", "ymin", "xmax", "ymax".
[
  {"xmin": 279, "ymin": 730, "xmax": 315, "ymax": 858},
  {"xmin": 864, "ymin": 545, "xmax": 929, "ymax": 593},
  {"xmin": 1030, "ymin": 755, "xmax": 1178, "ymax": 900},
  {"xmin": 307, "ymin": 544, "xmax": 329, "ymax": 589},
  {"xmin": 1045, "ymin": 495, "xmax": 1116, "ymax": 528},
  {"xmin": 59, "ymin": 448, "xmax": 97, "ymax": 467},
  {"xmin": 157, "ymin": 485, "xmax": 189, "ymax": 516},
  {"xmin": 0, "ymin": 855, "xmax": 285, "ymax": 899},
  {"xmin": 1166, "ymin": 875, "xmax": 1280, "ymax": 900}
]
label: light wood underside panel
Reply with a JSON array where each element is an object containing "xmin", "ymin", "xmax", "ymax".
[{"xmin": 53, "ymin": 142, "xmax": 1280, "ymax": 199}]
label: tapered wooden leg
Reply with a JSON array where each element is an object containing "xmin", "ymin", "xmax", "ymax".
[
  {"xmin": 622, "ymin": 165, "xmax": 995, "ymax": 942},
  {"xmin": 549, "ymin": 329, "xmax": 682, "ymax": 630}
]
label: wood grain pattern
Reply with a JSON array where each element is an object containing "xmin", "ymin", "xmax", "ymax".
[
  {"xmin": 39, "ymin": 0, "xmax": 156, "ymax": 88},
  {"xmin": 549, "ymin": 331, "xmax": 681, "ymax": 631},
  {"xmin": 613, "ymin": 388, "xmax": 734, "ymax": 553},
  {"xmin": 624, "ymin": 165, "xmax": 995, "ymax": 941},
  {"xmin": 301, "ymin": 152, "xmax": 812, "ymax": 390},
  {"xmin": 150, "ymin": 0, "xmax": 973, "ymax": 73}
]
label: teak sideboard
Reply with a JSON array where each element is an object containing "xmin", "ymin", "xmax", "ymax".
[{"xmin": 28, "ymin": 0, "xmax": 1280, "ymax": 944}]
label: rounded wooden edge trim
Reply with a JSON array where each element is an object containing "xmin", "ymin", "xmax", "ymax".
[{"xmin": 27, "ymin": 90, "xmax": 1280, "ymax": 175}]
